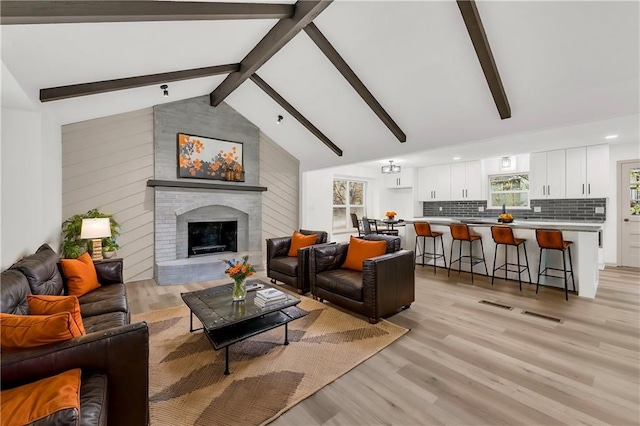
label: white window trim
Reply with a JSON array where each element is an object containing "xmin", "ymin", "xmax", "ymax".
[{"xmin": 332, "ymin": 178, "xmax": 366, "ymax": 232}]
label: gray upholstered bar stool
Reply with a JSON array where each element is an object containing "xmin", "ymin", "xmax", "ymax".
[
  {"xmin": 448, "ymin": 223, "xmax": 488, "ymax": 284},
  {"xmin": 535, "ymin": 229, "xmax": 575, "ymax": 301},
  {"xmin": 414, "ymin": 222, "xmax": 447, "ymax": 274},
  {"xmin": 490, "ymin": 226, "xmax": 531, "ymax": 291}
]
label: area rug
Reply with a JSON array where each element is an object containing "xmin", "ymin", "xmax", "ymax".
[{"xmin": 132, "ymin": 297, "xmax": 408, "ymax": 426}]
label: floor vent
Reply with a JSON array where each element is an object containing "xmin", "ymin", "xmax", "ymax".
[
  {"xmin": 521, "ymin": 310, "xmax": 562, "ymax": 323},
  {"xmin": 478, "ymin": 300, "xmax": 513, "ymax": 310}
]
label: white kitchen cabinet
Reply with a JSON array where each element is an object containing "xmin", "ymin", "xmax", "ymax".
[
  {"xmin": 450, "ymin": 160, "xmax": 482, "ymax": 200},
  {"xmin": 384, "ymin": 167, "xmax": 414, "ymax": 189},
  {"xmin": 417, "ymin": 164, "xmax": 451, "ymax": 201},
  {"xmin": 530, "ymin": 150, "xmax": 566, "ymax": 199},
  {"xmin": 566, "ymin": 145, "xmax": 609, "ymax": 198}
]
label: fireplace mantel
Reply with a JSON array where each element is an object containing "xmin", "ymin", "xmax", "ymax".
[{"xmin": 147, "ymin": 179, "xmax": 267, "ymax": 192}]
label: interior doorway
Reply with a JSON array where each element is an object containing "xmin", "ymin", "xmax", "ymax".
[{"xmin": 619, "ymin": 160, "xmax": 640, "ymax": 267}]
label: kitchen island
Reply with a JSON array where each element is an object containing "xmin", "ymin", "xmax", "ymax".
[{"xmin": 405, "ymin": 217, "xmax": 604, "ymax": 298}]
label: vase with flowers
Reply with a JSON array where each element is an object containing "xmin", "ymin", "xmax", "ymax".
[
  {"xmin": 222, "ymin": 255, "xmax": 256, "ymax": 302},
  {"xmin": 385, "ymin": 211, "xmax": 397, "ymax": 220}
]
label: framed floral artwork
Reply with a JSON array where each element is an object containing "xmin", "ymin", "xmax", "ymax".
[{"xmin": 177, "ymin": 133, "xmax": 244, "ymax": 181}]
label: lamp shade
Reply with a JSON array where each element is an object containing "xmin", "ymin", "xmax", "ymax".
[{"xmin": 80, "ymin": 218, "xmax": 111, "ymax": 239}]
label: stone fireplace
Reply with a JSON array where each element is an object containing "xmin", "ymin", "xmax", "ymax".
[{"xmin": 152, "ymin": 96, "xmax": 264, "ymax": 285}]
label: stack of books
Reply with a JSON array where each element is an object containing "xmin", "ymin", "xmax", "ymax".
[{"xmin": 255, "ymin": 288, "xmax": 287, "ymax": 308}]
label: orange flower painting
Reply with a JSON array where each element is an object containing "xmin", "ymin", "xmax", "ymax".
[{"xmin": 177, "ymin": 133, "xmax": 244, "ymax": 181}]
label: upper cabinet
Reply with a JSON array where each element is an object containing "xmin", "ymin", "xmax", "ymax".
[
  {"xmin": 566, "ymin": 145, "xmax": 609, "ymax": 198},
  {"xmin": 530, "ymin": 150, "xmax": 566, "ymax": 199},
  {"xmin": 384, "ymin": 167, "xmax": 414, "ymax": 189},
  {"xmin": 417, "ymin": 164, "xmax": 451, "ymax": 201},
  {"xmin": 450, "ymin": 160, "xmax": 482, "ymax": 200}
]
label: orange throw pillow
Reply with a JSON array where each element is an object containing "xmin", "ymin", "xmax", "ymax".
[
  {"xmin": 60, "ymin": 252, "xmax": 100, "ymax": 296},
  {"xmin": 0, "ymin": 312, "xmax": 84, "ymax": 351},
  {"xmin": 342, "ymin": 236, "xmax": 387, "ymax": 271},
  {"xmin": 1, "ymin": 369, "xmax": 81, "ymax": 425},
  {"xmin": 27, "ymin": 295, "xmax": 86, "ymax": 335},
  {"xmin": 288, "ymin": 232, "xmax": 318, "ymax": 257}
]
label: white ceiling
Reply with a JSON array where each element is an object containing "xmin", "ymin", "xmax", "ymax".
[{"xmin": 2, "ymin": 1, "xmax": 638, "ymax": 171}]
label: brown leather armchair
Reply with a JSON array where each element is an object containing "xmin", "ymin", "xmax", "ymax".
[
  {"xmin": 309, "ymin": 234, "xmax": 415, "ymax": 323},
  {"xmin": 266, "ymin": 229, "xmax": 329, "ymax": 294}
]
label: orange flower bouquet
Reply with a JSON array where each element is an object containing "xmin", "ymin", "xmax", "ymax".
[{"xmin": 222, "ymin": 255, "xmax": 256, "ymax": 301}]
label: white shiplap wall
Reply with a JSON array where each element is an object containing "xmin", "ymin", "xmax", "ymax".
[
  {"xmin": 61, "ymin": 108, "xmax": 154, "ymax": 282},
  {"xmin": 260, "ymin": 131, "xmax": 299, "ymax": 258}
]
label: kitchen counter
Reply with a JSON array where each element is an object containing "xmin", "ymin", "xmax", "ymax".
[
  {"xmin": 406, "ymin": 217, "xmax": 603, "ymax": 233},
  {"xmin": 403, "ymin": 217, "xmax": 603, "ymax": 299}
]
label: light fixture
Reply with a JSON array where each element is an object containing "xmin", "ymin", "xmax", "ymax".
[
  {"xmin": 80, "ymin": 218, "xmax": 111, "ymax": 261},
  {"xmin": 160, "ymin": 84, "xmax": 169, "ymax": 97},
  {"xmin": 381, "ymin": 160, "xmax": 401, "ymax": 174},
  {"xmin": 605, "ymin": 134, "xmax": 618, "ymax": 139},
  {"xmin": 501, "ymin": 156, "xmax": 512, "ymax": 168},
  {"xmin": 453, "ymin": 156, "xmax": 461, "ymax": 160},
  {"xmin": 276, "ymin": 115, "xmax": 283, "ymax": 124}
]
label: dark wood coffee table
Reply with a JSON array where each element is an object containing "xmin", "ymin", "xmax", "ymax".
[{"xmin": 181, "ymin": 279, "xmax": 307, "ymax": 375}]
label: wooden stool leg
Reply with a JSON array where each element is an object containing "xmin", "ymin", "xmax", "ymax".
[
  {"xmin": 432, "ymin": 236, "xmax": 437, "ymax": 274},
  {"xmin": 458, "ymin": 240, "xmax": 463, "ymax": 274},
  {"xmin": 504, "ymin": 242, "xmax": 508, "ymax": 282}
]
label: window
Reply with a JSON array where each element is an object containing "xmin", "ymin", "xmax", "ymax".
[
  {"xmin": 489, "ymin": 173, "xmax": 530, "ymax": 209},
  {"xmin": 333, "ymin": 179, "xmax": 365, "ymax": 231}
]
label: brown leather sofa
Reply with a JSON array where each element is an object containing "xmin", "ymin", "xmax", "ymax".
[
  {"xmin": 309, "ymin": 234, "xmax": 415, "ymax": 323},
  {"xmin": 0, "ymin": 244, "xmax": 149, "ymax": 426},
  {"xmin": 266, "ymin": 229, "xmax": 329, "ymax": 294}
]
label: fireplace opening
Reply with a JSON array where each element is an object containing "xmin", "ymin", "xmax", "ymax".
[{"xmin": 188, "ymin": 221, "xmax": 237, "ymax": 257}]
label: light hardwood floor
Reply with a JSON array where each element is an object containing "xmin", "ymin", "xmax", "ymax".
[{"xmin": 126, "ymin": 266, "xmax": 640, "ymax": 425}]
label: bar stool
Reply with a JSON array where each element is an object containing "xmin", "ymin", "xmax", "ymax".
[
  {"xmin": 448, "ymin": 223, "xmax": 488, "ymax": 284},
  {"xmin": 535, "ymin": 229, "xmax": 575, "ymax": 301},
  {"xmin": 414, "ymin": 222, "xmax": 447, "ymax": 274},
  {"xmin": 490, "ymin": 226, "xmax": 531, "ymax": 291}
]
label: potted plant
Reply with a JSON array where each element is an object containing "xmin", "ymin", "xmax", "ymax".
[
  {"xmin": 102, "ymin": 237, "xmax": 120, "ymax": 259},
  {"xmin": 61, "ymin": 209, "xmax": 121, "ymax": 258}
]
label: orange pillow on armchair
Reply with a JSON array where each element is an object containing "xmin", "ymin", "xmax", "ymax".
[
  {"xmin": 288, "ymin": 232, "xmax": 318, "ymax": 257},
  {"xmin": 342, "ymin": 236, "xmax": 387, "ymax": 271}
]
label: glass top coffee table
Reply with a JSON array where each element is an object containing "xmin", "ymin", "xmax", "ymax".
[{"xmin": 181, "ymin": 279, "xmax": 307, "ymax": 375}]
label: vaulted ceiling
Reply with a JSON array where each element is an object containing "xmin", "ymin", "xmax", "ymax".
[{"xmin": 2, "ymin": 1, "xmax": 638, "ymax": 171}]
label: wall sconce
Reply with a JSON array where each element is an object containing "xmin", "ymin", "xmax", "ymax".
[
  {"xmin": 381, "ymin": 160, "xmax": 401, "ymax": 174},
  {"xmin": 80, "ymin": 218, "xmax": 111, "ymax": 260},
  {"xmin": 501, "ymin": 156, "xmax": 512, "ymax": 169},
  {"xmin": 161, "ymin": 84, "xmax": 169, "ymax": 97},
  {"xmin": 276, "ymin": 115, "xmax": 283, "ymax": 124}
]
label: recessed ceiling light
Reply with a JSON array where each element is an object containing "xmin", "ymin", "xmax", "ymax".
[
  {"xmin": 605, "ymin": 134, "xmax": 618, "ymax": 139},
  {"xmin": 453, "ymin": 156, "xmax": 461, "ymax": 160}
]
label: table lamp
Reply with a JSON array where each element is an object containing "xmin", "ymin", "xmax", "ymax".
[{"xmin": 80, "ymin": 218, "xmax": 111, "ymax": 260}]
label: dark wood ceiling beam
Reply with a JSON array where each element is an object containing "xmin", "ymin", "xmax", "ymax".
[
  {"xmin": 210, "ymin": 0, "xmax": 333, "ymax": 107},
  {"xmin": 250, "ymin": 74, "xmax": 342, "ymax": 157},
  {"xmin": 40, "ymin": 64, "xmax": 239, "ymax": 102},
  {"xmin": 457, "ymin": 0, "xmax": 511, "ymax": 119},
  {"xmin": 1, "ymin": 1, "xmax": 294, "ymax": 25},
  {"xmin": 303, "ymin": 22, "xmax": 407, "ymax": 143}
]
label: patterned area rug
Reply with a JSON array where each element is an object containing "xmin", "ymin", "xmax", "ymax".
[{"xmin": 133, "ymin": 296, "xmax": 408, "ymax": 426}]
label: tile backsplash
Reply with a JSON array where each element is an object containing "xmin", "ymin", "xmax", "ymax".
[{"xmin": 422, "ymin": 198, "xmax": 606, "ymax": 222}]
